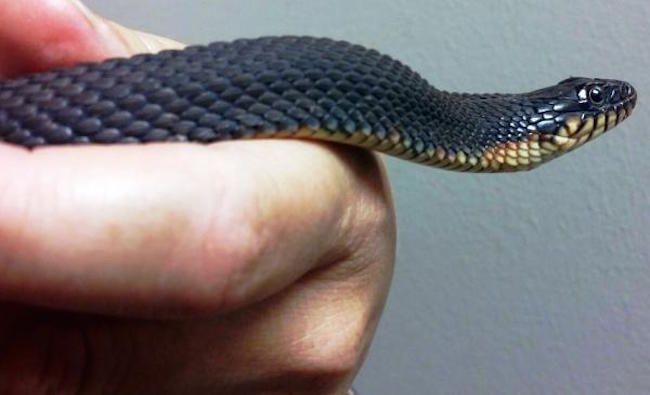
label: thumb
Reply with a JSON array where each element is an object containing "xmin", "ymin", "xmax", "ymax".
[{"xmin": 0, "ymin": 0, "xmax": 184, "ymax": 78}]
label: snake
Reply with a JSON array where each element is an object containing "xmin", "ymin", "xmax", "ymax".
[{"xmin": 0, "ymin": 36, "xmax": 637, "ymax": 171}]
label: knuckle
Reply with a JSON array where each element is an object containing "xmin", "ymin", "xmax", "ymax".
[{"xmin": 189, "ymin": 198, "xmax": 268, "ymax": 313}]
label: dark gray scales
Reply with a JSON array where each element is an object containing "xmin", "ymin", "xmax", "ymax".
[{"xmin": 0, "ymin": 36, "xmax": 515, "ymax": 154}]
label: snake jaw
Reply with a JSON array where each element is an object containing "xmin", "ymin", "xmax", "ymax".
[{"xmin": 539, "ymin": 88, "xmax": 636, "ymax": 156}]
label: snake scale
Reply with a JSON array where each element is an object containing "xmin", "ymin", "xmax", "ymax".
[{"xmin": 0, "ymin": 36, "xmax": 637, "ymax": 171}]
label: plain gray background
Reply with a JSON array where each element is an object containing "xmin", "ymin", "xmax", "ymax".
[{"xmin": 86, "ymin": 0, "xmax": 649, "ymax": 393}]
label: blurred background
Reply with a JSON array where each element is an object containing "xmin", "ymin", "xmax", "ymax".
[{"xmin": 86, "ymin": 0, "xmax": 649, "ymax": 393}]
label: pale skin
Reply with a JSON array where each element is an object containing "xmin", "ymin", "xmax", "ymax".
[{"xmin": 0, "ymin": 1, "xmax": 396, "ymax": 394}]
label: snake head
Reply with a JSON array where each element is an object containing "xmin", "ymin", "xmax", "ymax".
[
  {"xmin": 478, "ymin": 77, "xmax": 636, "ymax": 171},
  {"xmin": 525, "ymin": 77, "xmax": 637, "ymax": 156}
]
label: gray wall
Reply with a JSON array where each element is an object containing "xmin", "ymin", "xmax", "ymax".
[{"xmin": 87, "ymin": 1, "xmax": 650, "ymax": 393}]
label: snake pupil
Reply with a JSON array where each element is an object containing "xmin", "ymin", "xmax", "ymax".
[{"xmin": 588, "ymin": 87, "xmax": 604, "ymax": 104}]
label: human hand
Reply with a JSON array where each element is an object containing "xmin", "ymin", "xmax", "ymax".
[{"xmin": 0, "ymin": 1, "xmax": 396, "ymax": 394}]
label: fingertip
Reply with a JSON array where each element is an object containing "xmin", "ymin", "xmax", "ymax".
[
  {"xmin": 0, "ymin": 0, "xmax": 120, "ymax": 77},
  {"xmin": 0, "ymin": 0, "xmax": 183, "ymax": 78}
]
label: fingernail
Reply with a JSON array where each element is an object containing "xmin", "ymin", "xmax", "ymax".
[
  {"xmin": 68, "ymin": 0, "xmax": 184, "ymax": 55},
  {"xmin": 67, "ymin": 0, "xmax": 132, "ymax": 56},
  {"xmin": 68, "ymin": 0, "xmax": 95, "ymax": 21}
]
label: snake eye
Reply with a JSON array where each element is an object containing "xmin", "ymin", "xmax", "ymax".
[{"xmin": 588, "ymin": 87, "xmax": 605, "ymax": 105}]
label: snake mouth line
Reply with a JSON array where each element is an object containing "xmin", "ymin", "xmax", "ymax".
[{"xmin": 538, "ymin": 94, "xmax": 636, "ymax": 156}]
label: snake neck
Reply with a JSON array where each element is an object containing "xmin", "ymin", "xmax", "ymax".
[{"xmin": 395, "ymin": 89, "xmax": 530, "ymax": 155}]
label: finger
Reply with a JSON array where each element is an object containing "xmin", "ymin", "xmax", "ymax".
[
  {"xmin": 0, "ymin": 140, "xmax": 388, "ymax": 317},
  {"xmin": 0, "ymin": 0, "xmax": 394, "ymax": 317},
  {"xmin": 0, "ymin": 0, "xmax": 183, "ymax": 77}
]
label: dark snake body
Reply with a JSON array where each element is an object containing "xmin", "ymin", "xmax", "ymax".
[{"xmin": 0, "ymin": 36, "xmax": 637, "ymax": 171}]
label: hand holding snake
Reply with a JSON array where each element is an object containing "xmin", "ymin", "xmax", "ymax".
[{"xmin": 0, "ymin": 1, "xmax": 394, "ymax": 394}]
